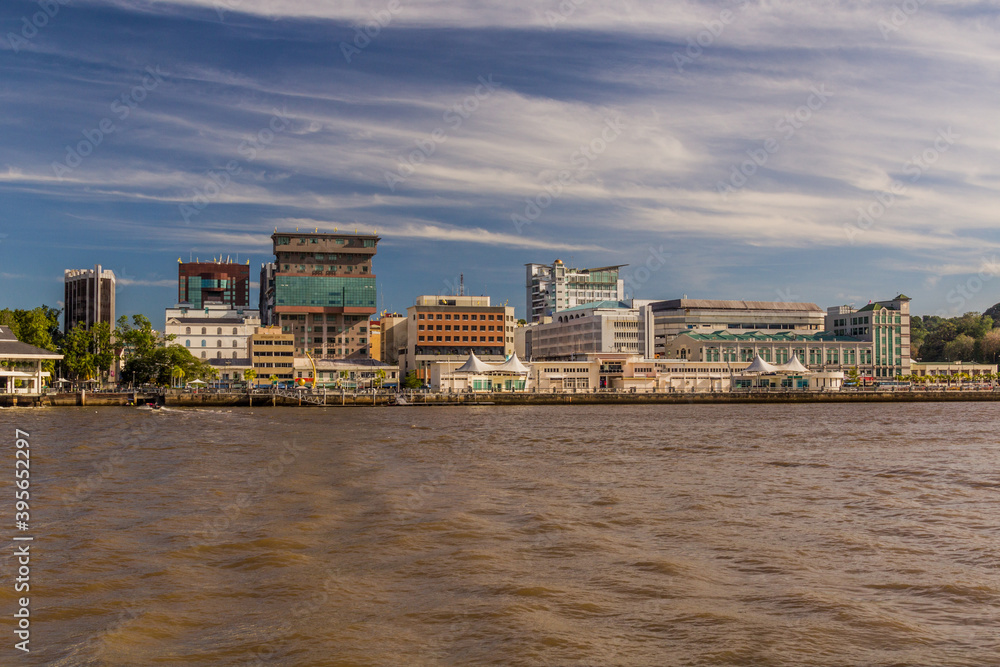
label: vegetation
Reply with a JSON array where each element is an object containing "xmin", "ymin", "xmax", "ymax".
[
  {"xmin": 0, "ymin": 306, "xmax": 62, "ymax": 375},
  {"xmin": 402, "ymin": 371, "xmax": 422, "ymax": 389},
  {"xmin": 912, "ymin": 311, "xmax": 1000, "ymax": 362},
  {"xmin": 62, "ymin": 321, "xmax": 114, "ymax": 381}
]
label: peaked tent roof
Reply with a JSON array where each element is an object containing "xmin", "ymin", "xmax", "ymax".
[
  {"xmin": 775, "ymin": 355, "xmax": 809, "ymax": 373},
  {"xmin": 494, "ymin": 353, "xmax": 529, "ymax": 373},
  {"xmin": 454, "ymin": 351, "xmax": 494, "ymax": 373},
  {"xmin": 744, "ymin": 354, "xmax": 778, "ymax": 373}
]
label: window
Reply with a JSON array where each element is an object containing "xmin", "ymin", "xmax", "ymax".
[
  {"xmin": 232, "ymin": 327, "xmax": 238, "ymax": 335},
  {"xmin": 185, "ymin": 327, "xmax": 191, "ymax": 334},
  {"xmin": 217, "ymin": 327, "xmax": 222, "ymax": 335},
  {"xmin": 185, "ymin": 340, "xmax": 190, "ymax": 347},
  {"xmin": 217, "ymin": 351, "xmax": 222, "ymax": 358},
  {"xmin": 201, "ymin": 340, "xmax": 206, "ymax": 347},
  {"xmin": 217, "ymin": 340, "xmax": 222, "ymax": 347},
  {"xmin": 232, "ymin": 341, "xmax": 238, "ymax": 347},
  {"xmin": 201, "ymin": 352, "xmax": 206, "ymax": 358},
  {"xmin": 233, "ymin": 352, "xmax": 238, "ymax": 359},
  {"xmin": 202, "ymin": 327, "xmax": 207, "ymax": 335}
]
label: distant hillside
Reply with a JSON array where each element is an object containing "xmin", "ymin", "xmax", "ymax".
[{"xmin": 984, "ymin": 302, "xmax": 1000, "ymax": 321}]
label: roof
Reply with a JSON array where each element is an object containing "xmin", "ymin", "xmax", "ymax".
[
  {"xmin": 678, "ymin": 330, "xmax": 860, "ymax": 342},
  {"xmin": 745, "ymin": 355, "xmax": 778, "ymax": 373},
  {"xmin": 0, "ymin": 326, "xmax": 64, "ymax": 360},
  {"xmin": 651, "ymin": 299, "xmax": 823, "ymax": 313},
  {"xmin": 494, "ymin": 353, "xmax": 530, "ymax": 373},
  {"xmin": 775, "ymin": 356, "xmax": 809, "ymax": 373},
  {"xmin": 560, "ymin": 300, "xmax": 633, "ymax": 313},
  {"xmin": 455, "ymin": 352, "xmax": 494, "ymax": 373}
]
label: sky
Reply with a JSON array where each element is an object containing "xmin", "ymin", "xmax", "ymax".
[{"xmin": 1, "ymin": 0, "xmax": 999, "ymax": 325}]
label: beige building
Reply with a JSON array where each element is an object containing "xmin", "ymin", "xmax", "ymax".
[
  {"xmin": 249, "ymin": 326, "xmax": 295, "ymax": 385},
  {"xmin": 646, "ymin": 298, "xmax": 826, "ymax": 358},
  {"xmin": 910, "ymin": 361, "xmax": 996, "ymax": 378},
  {"xmin": 526, "ymin": 300, "xmax": 642, "ymax": 360},
  {"xmin": 293, "ymin": 358, "xmax": 399, "ymax": 389},
  {"xmin": 824, "ymin": 295, "xmax": 911, "ymax": 377},
  {"xmin": 379, "ymin": 312, "xmax": 407, "ymax": 365},
  {"xmin": 165, "ymin": 304, "xmax": 260, "ymax": 362}
]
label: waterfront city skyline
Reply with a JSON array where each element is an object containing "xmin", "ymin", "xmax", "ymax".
[{"xmin": 3, "ymin": 1, "xmax": 1000, "ymax": 321}]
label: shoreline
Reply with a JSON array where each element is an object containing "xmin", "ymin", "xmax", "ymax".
[{"xmin": 6, "ymin": 390, "xmax": 1000, "ymax": 407}]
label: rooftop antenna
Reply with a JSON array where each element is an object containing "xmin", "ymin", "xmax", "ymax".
[{"xmin": 460, "ymin": 273, "xmax": 465, "ymax": 296}]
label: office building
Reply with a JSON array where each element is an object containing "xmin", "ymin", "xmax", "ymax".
[
  {"xmin": 379, "ymin": 312, "xmax": 407, "ymax": 365},
  {"xmin": 398, "ymin": 295, "xmax": 516, "ymax": 383},
  {"xmin": 165, "ymin": 304, "xmax": 260, "ymax": 362},
  {"xmin": 178, "ymin": 260, "xmax": 250, "ymax": 309},
  {"xmin": 270, "ymin": 231, "xmax": 378, "ymax": 358},
  {"xmin": 646, "ymin": 298, "xmax": 827, "ymax": 357},
  {"xmin": 526, "ymin": 300, "xmax": 643, "ymax": 360},
  {"xmin": 64, "ymin": 265, "xmax": 116, "ymax": 332},
  {"xmin": 525, "ymin": 260, "xmax": 625, "ymax": 323},
  {"xmin": 259, "ymin": 262, "xmax": 276, "ymax": 326},
  {"xmin": 824, "ymin": 295, "xmax": 912, "ymax": 377},
  {"xmin": 249, "ymin": 326, "xmax": 295, "ymax": 385}
]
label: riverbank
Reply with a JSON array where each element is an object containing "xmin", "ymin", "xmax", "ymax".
[{"xmin": 6, "ymin": 389, "xmax": 1000, "ymax": 407}]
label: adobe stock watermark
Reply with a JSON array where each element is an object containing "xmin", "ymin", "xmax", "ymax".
[
  {"xmin": 383, "ymin": 75, "xmax": 501, "ymax": 192},
  {"xmin": 339, "ymin": 0, "xmax": 403, "ymax": 62},
  {"xmin": 843, "ymin": 126, "xmax": 958, "ymax": 244},
  {"xmin": 51, "ymin": 66, "xmax": 166, "ymax": 178},
  {"xmin": 179, "ymin": 106, "xmax": 291, "ymax": 223},
  {"xmin": 673, "ymin": 0, "xmax": 754, "ymax": 73},
  {"xmin": 6, "ymin": 0, "xmax": 71, "ymax": 53},
  {"xmin": 511, "ymin": 116, "xmax": 625, "ymax": 233},
  {"xmin": 942, "ymin": 256, "xmax": 1000, "ymax": 315},
  {"xmin": 544, "ymin": 0, "xmax": 586, "ymax": 29},
  {"xmin": 877, "ymin": 0, "xmax": 926, "ymax": 39},
  {"xmin": 622, "ymin": 245, "xmax": 670, "ymax": 298},
  {"xmin": 716, "ymin": 85, "xmax": 832, "ymax": 199}
]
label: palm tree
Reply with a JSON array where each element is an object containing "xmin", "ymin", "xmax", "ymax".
[
  {"xmin": 243, "ymin": 368, "xmax": 257, "ymax": 389},
  {"xmin": 171, "ymin": 366, "xmax": 185, "ymax": 389}
]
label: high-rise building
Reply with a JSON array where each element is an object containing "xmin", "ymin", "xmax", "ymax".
[
  {"xmin": 258, "ymin": 262, "xmax": 276, "ymax": 325},
  {"xmin": 525, "ymin": 261, "xmax": 625, "ymax": 323},
  {"xmin": 178, "ymin": 260, "xmax": 250, "ymax": 309},
  {"xmin": 270, "ymin": 231, "xmax": 378, "ymax": 358},
  {"xmin": 249, "ymin": 326, "xmax": 295, "ymax": 386},
  {"xmin": 398, "ymin": 295, "xmax": 516, "ymax": 383},
  {"xmin": 64, "ymin": 265, "xmax": 116, "ymax": 332}
]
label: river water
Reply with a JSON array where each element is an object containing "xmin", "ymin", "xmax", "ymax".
[{"xmin": 2, "ymin": 404, "xmax": 998, "ymax": 666}]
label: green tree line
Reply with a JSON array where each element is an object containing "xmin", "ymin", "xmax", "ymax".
[
  {"xmin": 911, "ymin": 309, "xmax": 1000, "ymax": 363},
  {"xmin": 0, "ymin": 306, "xmax": 214, "ymax": 386}
]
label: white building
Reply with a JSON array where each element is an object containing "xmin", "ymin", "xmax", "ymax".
[
  {"xmin": 293, "ymin": 357, "xmax": 400, "ymax": 389},
  {"xmin": 165, "ymin": 304, "xmax": 260, "ymax": 362},
  {"xmin": 525, "ymin": 300, "xmax": 642, "ymax": 360},
  {"xmin": 525, "ymin": 260, "xmax": 625, "ymax": 323}
]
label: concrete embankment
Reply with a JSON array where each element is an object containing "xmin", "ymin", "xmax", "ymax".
[{"xmin": 8, "ymin": 390, "xmax": 1000, "ymax": 407}]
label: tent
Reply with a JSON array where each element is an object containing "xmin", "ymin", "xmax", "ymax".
[
  {"xmin": 454, "ymin": 352, "xmax": 495, "ymax": 373},
  {"xmin": 744, "ymin": 354, "xmax": 778, "ymax": 373},
  {"xmin": 775, "ymin": 355, "xmax": 809, "ymax": 373},
  {"xmin": 493, "ymin": 353, "xmax": 529, "ymax": 374}
]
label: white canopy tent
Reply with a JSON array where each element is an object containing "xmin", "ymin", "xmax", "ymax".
[
  {"xmin": 493, "ymin": 353, "xmax": 530, "ymax": 374},
  {"xmin": 744, "ymin": 355, "xmax": 778, "ymax": 374},
  {"xmin": 775, "ymin": 356, "xmax": 809, "ymax": 373},
  {"xmin": 454, "ymin": 352, "xmax": 495, "ymax": 374}
]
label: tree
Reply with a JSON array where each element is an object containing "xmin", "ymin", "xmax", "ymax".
[
  {"xmin": 403, "ymin": 371, "xmax": 422, "ymax": 389},
  {"xmin": 943, "ymin": 334, "xmax": 976, "ymax": 361},
  {"xmin": 847, "ymin": 366, "xmax": 860, "ymax": 385},
  {"xmin": 171, "ymin": 366, "xmax": 186, "ymax": 388},
  {"xmin": 243, "ymin": 368, "xmax": 257, "ymax": 387}
]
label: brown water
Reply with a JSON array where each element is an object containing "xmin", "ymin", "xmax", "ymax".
[{"xmin": 2, "ymin": 404, "xmax": 999, "ymax": 666}]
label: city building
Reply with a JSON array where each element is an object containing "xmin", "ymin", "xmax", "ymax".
[
  {"xmin": 664, "ymin": 294, "xmax": 911, "ymax": 379},
  {"xmin": 525, "ymin": 260, "xmax": 625, "ymax": 323},
  {"xmin": 824, "ymin": 295, "xmax": 911, "ymax": 377},
  {"xmin": 398, "ymin": 295, "xmax": 516, "ymax": 383},
  {"xmin": 207, "ymin": 357, "xmax": 253, "ymax": 389},
  {"xmin": 368, "ymin": 319, "xmax": 382, "ymax": 361},
  {"xmin": 64, "ymin": 265, "xmax": 116, "ymax": 332},
  {"xmin": 293, "ymin": 357, "xmax": 399, "ymax": 389},
  {"xmin": 249, "ymin": 326, "xmax": 295, "ymax": 385},
  {"xmin": 525, "ymin": 300, "xmax": 643, "ymax": 360},
  {"xmin": 646, "ymin": 298, "xmax": 827, "ymax": 358},
  {"xmin": 177, "ymin": 259, "xmax": 250, "ymax": 309},
  {"xmin": 0, "ymin": 325, "xmax": 63, "ymax": 394},
  {"xmin": 270, "ymin": 230, "xmax": 378, "ymax": 358},
  {"xmin": 430, "ymin": 352, "xmax": 843, "ymax": 393},
  {"xmin": 164, "ymin": 304, "xmax": 260, "ymax": 362},
  {"xmin": 379, "ymin": 312, "xmax": 407, "ymax": 365},
  {"xmin": 259, "ymin": 262, "xmax": 276, "ymax": 326}
]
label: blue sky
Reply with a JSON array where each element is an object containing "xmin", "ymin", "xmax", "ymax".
[{"xmin": 2, "ymin": 0, "xmax": 999, "ymax": 325}]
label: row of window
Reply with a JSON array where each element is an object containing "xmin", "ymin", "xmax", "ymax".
[
  {"xmin": 419, "ymin": 324, "xmax": 500, "ymax": 332},
  {"xmin": 184, "ymin": 326, "xmax": 241, "ymax": 335},
  {"xmin": 418, "ymin": 335, "xmax": 502, "ymax": 342},
  {"xmin": 417, "ymin": 313, "xmax": 504, "ymax": 321},
  {"xmin": 186, "ymin": 340, "xmax": 242, "ymax": 348}
]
